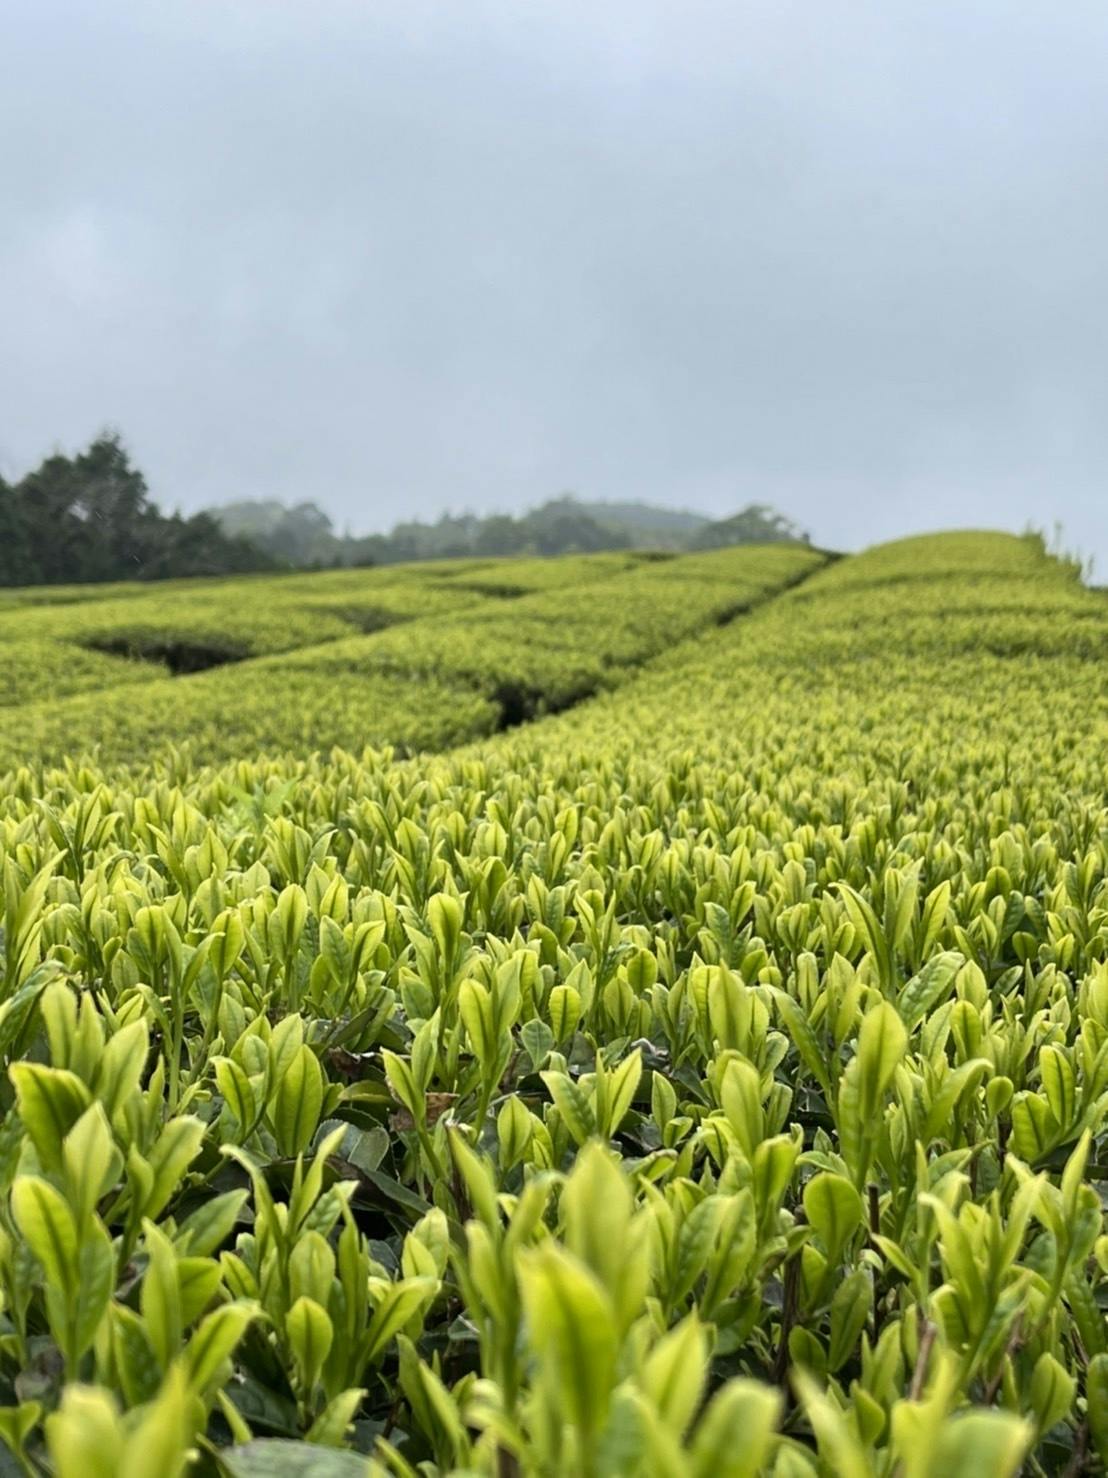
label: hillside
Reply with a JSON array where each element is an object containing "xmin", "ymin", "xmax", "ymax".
[{"xmin": 0, "ymin": 531, "xmax": 1105, "ymax": 1473}]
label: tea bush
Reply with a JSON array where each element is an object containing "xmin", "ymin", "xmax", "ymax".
[{"xmin": 0, "ymin": 532, "xmax": 1104, "ymax": 1474}]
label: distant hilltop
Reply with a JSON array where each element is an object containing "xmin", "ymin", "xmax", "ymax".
[{"xmin": 205, "ymin": 494, "xmax": 811, "ymax": 569}]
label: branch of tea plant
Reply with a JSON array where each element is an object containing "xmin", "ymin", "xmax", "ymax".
[
  {"xmin": 449, "ymin": 1155, "xmax": 471, "ymax": 1227},
  {"xmin": 908, "ymin": 1317, "xmax": 936, "ymax": 1401},
  {"xmin": 183, "ymin": 980, "xmax": 225, "ymax": 1091},
  {"xmin": 982, "ymin": 1316, "xmax": 1024, "ymax": 1405},
  {"xmin": 496, "ymin": 1446, "xmax": 522, "ymax": 1478},
  {"xmin": 867, "ymin": 1183, "xmax": 880, "ymax": 1237},
  {"xmin": 997, "ymin": 1115, "xmax": 1011, "ymax": 1164},
  {"xmin": 166, "ymin": 998, "xmax": 187, "ymax": 1115},
  {"xmin": 1062, "ymin": 1420, "xmax": 1088, "ymax": 1478},
  {"xmin": 415, "ymin": 1120, "xmax": 450, "ymax": 1195},
  {"xmin": 2, "ymin": 1439, "xmax": 38, "ymax": 1478},
  {"xmin": 773, "ymin": 1253, "xmax": 800, "ymax": 1389},
  {"xmin": 472, "ymin": 1077, "xmax": 497, "ymax": 1137}
]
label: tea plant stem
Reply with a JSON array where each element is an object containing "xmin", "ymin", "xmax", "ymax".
[
  {"xmin": 908, "ymin": 1318, "xmax": 936, "ymax": 1400},
  {"xmin": 982, "ymin": 1317, "xmax": 1024, "ymax": 1405},
  {"xmin": 496, "ymin": 1446, "xmax": 522, "ymax": 1478},
  {"xmin": 773, "ymin": 1255, "xmax": 800, "ymax": 1389},
  {"xmin": 1063, "ymin": 1421, "xmax": 1089, "ymax": 1477}
]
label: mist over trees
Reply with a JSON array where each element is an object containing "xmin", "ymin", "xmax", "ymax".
[{"xmin": 210, "ymin": 495, "xmax": 810, "ymax": 569}]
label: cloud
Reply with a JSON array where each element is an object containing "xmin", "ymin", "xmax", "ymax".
[{"xmin": 2, "ymin": 0, "xmax": 1107, "ymax": 568}]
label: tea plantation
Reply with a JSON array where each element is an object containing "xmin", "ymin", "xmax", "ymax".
[{"xmin": 0, "ymin": 531, "xmax": 1107, "ymax": 1475}]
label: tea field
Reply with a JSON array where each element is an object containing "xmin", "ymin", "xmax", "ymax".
[
  {"xmin": 0, "ymin": 544, "xmax": 818, "ymax": 767},
  {"xmin": 1, "ymin": 531, "xmax": 1108, "ymax": 1475}
]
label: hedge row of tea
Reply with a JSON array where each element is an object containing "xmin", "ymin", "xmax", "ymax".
[
  {"xmin": 0, "ymin": 531, "xmax": 1107, "ymax": 1475},
  {"xmin": 0, "ymin": 544, "xmax": 819, "ymax": 768}
]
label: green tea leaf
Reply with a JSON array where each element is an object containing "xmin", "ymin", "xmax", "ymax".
[
  {"xmin": 271, "ymin": 1045, "xmax": 324, "ymax": 1157},
  {"xmin": 541, "ymin": 1069, "xmax": 596, "ymax": 1146},
  {"xmin": 639, "ymin": 1314, "xmax": 708, "ymax": 1436},
  {"xmin": 690, "ymin": 1379, "xmax": 782, "ymax": 1478},
  {"xmin": 11, "ymin": 1176, "xmax": 78, "ymax": 1297},
  {"xmin": 803, "ymin": 1172, "xmax": 864, "ymax": 1265},
  {"xmin": 10, "ymin": 1064, "xmax": 91, "ymax": 1173},
  {"xmin": 827, "ymin": 1268, "xmax": 871, "ymax": 1372},
  {"xmin": 184, "ymin": 1300, "xmax": 258, "ymax": 1396},
  {"xmin": 286, "ymin": 1295, "xmax": 333, "ymax": 1392},
  {"xmin": 855, "ymin": 1002, "xmax": 907, "ymax": 1120},
  {"xmin": 519, "ymin": 1242, "xmax": 619, "ymax": 1443},
  {"xmin": 928, "ymin": 1411, "xmax": 1032, "ymax": 1478}
]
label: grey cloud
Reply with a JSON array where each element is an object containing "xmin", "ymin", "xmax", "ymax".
[{"xmin": 2, "ymin": 0, "xmax": 1107, "ymax": 567}]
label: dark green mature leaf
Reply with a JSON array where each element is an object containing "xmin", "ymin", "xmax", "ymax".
[{"xmin": 772, "ymin": 990, "xmax": 832, "ymax": 1096}]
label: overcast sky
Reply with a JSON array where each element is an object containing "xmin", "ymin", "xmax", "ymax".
[{"xmin": 3, "ymin": 0, "xmax": 1107, "ymax": 565}]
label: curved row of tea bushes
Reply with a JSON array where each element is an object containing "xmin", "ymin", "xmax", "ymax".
[
  {"xmin": 0, "ymin": 550, "xmax": 649, "ymax": 709},
  {"xmin": 0, "ymin": 544, "xmax": 821, "ymax": 769}
]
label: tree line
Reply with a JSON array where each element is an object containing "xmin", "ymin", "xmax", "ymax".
[
  {"xmin": 0, "ymin": 435, "xmax": 271, "ymax": 587},
  {"xmin": 0, "ymin": 432, "xmax": 810, "ymax": 587}
]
